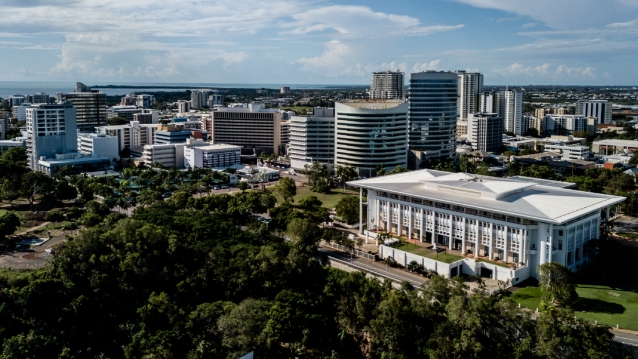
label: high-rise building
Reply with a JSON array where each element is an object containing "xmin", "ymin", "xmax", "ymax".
[
  {"xmin": 207, "ymin": 94, "xmax": 224, "ymax": 107},
  {"xmin": 212, "ymin": 102, "xmax": 285, "ymax": 155},
  {"xmin": 58, "ymin": 82, "xmax": 107, "ymax": 131},
  {"xmin": 191, "ymin": 90, "xmax": 211, "ymax": 109},
  {"xmin": 8, "ymin": 95, "xmax": 25, "ymax": 106},
  {"xmin": 576, "ymin": 99, "xmax": 611, "ymax": 125},
  {"xmin": 467, "ymin": 113, "xmax": 503, "ymax": 152},
  {"xmin": 25, "ymin": 103, "xmax": 78, "ymax": 169},
  {"xmin": 177, "ymin": 100, "xmax": 190, "ymax": 113},
  {"xmin": 289, "ymin": 107, "xmax": 335, "ymax": 170},
  {"xmin": 501, "ymin": 89, "xmax": 524, "ymax": 135},
  {"xmin": 542, "ymin": 115, "xmax": 588, "ymax": 135},
  {"xmin": 280, "ymin": 86, "xmax": 291, "ymax": 94},
  {"xmin": 26, "ymin": 92, "xmax": 50, "ymax": 104},
  {"xmin": 479, "ymin": 91, "xmax": 501, "ymax": 114},
  {"xmin": 96, "ymin": 121, "xmax": 160, "ymax": 154},
  {"xmin": 408, "ymin": 71, "xmax": 458, "ymax": 168},
  {"xmin": 334, "ymin": 100, "xmax": 408, "ymax": 176},
  {"xmin": 369, "ymin": 71, "xmax": 405, "ymax": 100},
  {"xmin": 132, "ymin": 109, "xmax": 159, "ymax": 124},
  {"xmin": 455, "ymin": 71, "xmax": 483, "ymax": 120}
]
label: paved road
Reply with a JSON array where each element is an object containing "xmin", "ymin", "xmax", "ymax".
[
  {"xmin": 613, "ymin": 331, "xmax": 638, "ymax": 347},
  {"xmin": 0, "ymin": 231, "xmax": 69, "ymax": 270}
]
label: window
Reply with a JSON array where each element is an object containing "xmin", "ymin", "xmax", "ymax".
[
  {"xmin": 558, "ymin": 240, "xmax": 563, "ymax": 250},
  {"xmin": 559, "ymin": 230, "xmax": 564, "ymax": 236}
]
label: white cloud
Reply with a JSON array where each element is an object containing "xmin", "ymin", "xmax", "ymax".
[
  {"xmin": 411, "ymin": 60, "xmax": 441, "ymax": 72},
  {"xmin": 295, "ymin": 40, "xmax": 351, "ymax": 71},
  {"xmin": 489, "ymin": 62, "xmax": 596, "ymax": 80},
  {"xmin": 450, "ymin": 0, "xmax": 638, "ymax": 29},
  {"xmin": 285, "ymin": 5, "xmax": 463, "ymax": 37},
  {"xmin": 522, "ymin": 22, "xmax": 538, "ymax": 28}
]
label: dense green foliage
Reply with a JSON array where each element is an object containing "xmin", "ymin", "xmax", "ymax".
[{"xmin": 0, "ymin": 191, "xmax": 617, "ymax": 358}]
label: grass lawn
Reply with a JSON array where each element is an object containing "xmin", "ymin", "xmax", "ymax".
[
  {"xmin": 393, "ymin": 241, "xmax": 465, "ymax": 263},
  {"xmin": 510, "ymin": 284, "xmax": 638, "ymax": 331},
  {"xmin": 0, "ymin": 209, "xmax": 6, "ymax": 217},
  {"xmin": 269, "ymin": 186, "xmax": 355, "ymax": 209}
]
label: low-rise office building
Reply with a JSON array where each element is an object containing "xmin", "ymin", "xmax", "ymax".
[
  {"xmin": 131, "ymin": 144, "xmax": 186, "ymax": 168},
  {"xmin": 544, "ymin": 142, "xmax": 590, "ymax": 160},
  {"xmin": 77, "ymin": 133, "xmax": 120, "ymax": 163},
  {"xmin": 184, "ymin": 142, "xmax": 242, "ymax": 169},
  {"xmin": 592, "ymin": 139, "xmax": 638, "ymax": 155},
  {"xmin": 348, "ymin": 169, "xmax": 624, "ymax": 283},
  {"xmin": 107, "ymin": 106, "xmax": 142, "ymax": 121}
]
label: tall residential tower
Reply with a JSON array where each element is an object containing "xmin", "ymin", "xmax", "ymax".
[
  {"xmin": 455, "ymin": 71, "xmax": 483, "ymax": 120},
  {"xmin": 369, "ymin": 71, "xmax": 404, "ymax": 100}
]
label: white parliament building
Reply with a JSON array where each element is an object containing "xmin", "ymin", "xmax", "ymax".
[{"xmin": 348, "ymin": 170, "xmax": 625, "ymax": 283}]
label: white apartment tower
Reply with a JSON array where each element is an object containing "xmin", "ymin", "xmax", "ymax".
[
  {"xmin": 455, "ymin": 71, "xmax": 484, "ymax": 120},
  {"xmin": 25, "ymin": 103, "xmax": 78, "ymax": 170},
  {"xmin": 576, "ymin": 100, "xmax": 611, "ymax": 125},
  {"xmin": 502, "ymin": 89, "xmax": 524, "ymax": 135},
  {"xmin": 369, "ymin": 71, "xmax": 404, "ymax": 100},
  {"xmin": 289, "ymin": 108, "xmax": 335, "ymax": 170}
]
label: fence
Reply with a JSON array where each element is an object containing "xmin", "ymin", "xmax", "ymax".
[{"xmin": 319, "ymin": 240, "xmax": 377, "ymax": 261}]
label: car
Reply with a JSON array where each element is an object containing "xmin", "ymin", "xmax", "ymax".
[
  {"xmin": 162, "ymin": 192, "xmax": 172, "ymax": 198},
  {"xmin": 213, "ymin": 186, "xmax": 221, "ymax": 190},
  {"xmin": 221, "ymin": 185, "xmax": 229, "ymax": 189},
  {"xmin": 252, "ymin": 184, "xmax": 259, "ymax": 189}
]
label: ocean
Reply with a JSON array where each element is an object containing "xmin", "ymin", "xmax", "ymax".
[{"xmin": 0, "ymin": 81, "xmax": 364, "ymax": 98}]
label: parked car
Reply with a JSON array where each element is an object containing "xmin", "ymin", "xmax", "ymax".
[
  {"xmin": 221, "ymin": 185, "xmax": 229, "ymax": 189},
  {"xmin": 162, "ymin": 192, "xmax": 172, "ymax": 198},
  {"xmin": 213, "ymin": 186, "xmax": 221, "ymax": 190}
]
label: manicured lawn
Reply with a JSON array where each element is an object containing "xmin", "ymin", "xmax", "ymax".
[
  {"xmin": 393, "ymin": 241, "xmax": 465, "ymax": 263},
  {"xmin": 511, "ymin": 286, "xmax": 542, "ymax": 310},
  {"xmin": 510, "ymin": 284, "xmax": 638, "ymax": 331},
  {"xmin": 269, "ymin": 186, "xmax": 356, "ymax": 209}
]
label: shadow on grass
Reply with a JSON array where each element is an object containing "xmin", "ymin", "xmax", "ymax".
[
  {"xmin": 574, "ymin": 297, "xmax": 625, "ymax": 314},
  {"xmin": 512, "ymin": 293, "xmax": 537, "ymax": 301}
]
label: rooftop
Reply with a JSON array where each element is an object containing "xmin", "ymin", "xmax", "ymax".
[
  {"xmin": 594, "ymin": 139, "xmax": 638, "ymax": 146},
  {"xmin": 348, "ymin": 169, "xmax": 624, "ymax": 224}
]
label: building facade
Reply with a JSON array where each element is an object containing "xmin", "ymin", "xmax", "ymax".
[
  {"xmin": 408, "ymin": 71, "xmax": 458, "ymax": 167},
  {"xmin": 369, "ymin": 71, "xmax": 404, "ymax": 100},
  {"xmin": 184, "ymin": 142, "xmax": 242, "ymax": 169},
  {"xmin": 502, "ymin": 89, "xmax": 523, "ymax": 135},
  {"xmin": 577, "ymin": 99, "xmax": 611, "ymax": 125},
  {"xmin": 455, "ymin": 71, "xmax": 483, "ymax": 120},
  {"xmin": 334, "ymin": 100, "xmax": 408, "ymax": 176},
  {"xmin": 289, "ymin": 107, "xmax": 335, "ymax": 170},
  {"xmin": 26, "ymin": 103, "xmax": 78, "ymax": 170},
  {"xmin": 467, "ymin": 113, "xmax": 503, "ymax": 152},
  {"xmin": 542, "ymin": 115, "xmax": 588, "ymax": 135},
  {"xmin": 77, "ymin": 133, "xmax": 119, "ymax": 162},
  {"xmin": 107, "ymin": 106, "xmax": 142, "ymax": 121},
  {"xmin": 58, "ymin": 82, "xmax": 107, "ymax": 131},
  {"xmin": 544, "ymin": 143, "xmax": 590, "ymax": 160},
  {"xmin": 211, "ymin": 103, "xmax": 284, "ymax": 155},
  {"xmin": 348, "ymin": 170, "xmax": 624, "ymax": 283}
]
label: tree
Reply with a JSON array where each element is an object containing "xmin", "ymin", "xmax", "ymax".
[
  {"xmin": 275, "ymin": 177, "xmax": 296, "ymax": 203},
  {"xmin": 335, "ymin": 164, "xmax": 358, "ymax": 190},
  {"xmin": 107, "ymin": 116, "xmax": 129, "ymax": 126},
  {"xmin": 217, "ymin": 299, "xmax": 271, "ymax": 358},
  {"xmin": 237, "ymin": 181, "xmax": 249, "ymax": 193},
  {"xmin": 303, "ymin": 162, "xmax": 332, "ymax": 193},
  {"xmin": 535, "ymin": 305, "xmax": 612, "ymax": 359},
  {"xmin": 19, "ymin": 171, "xmax": 54, "ymax": 211},
  {"xmin": 297, "ymin": 195, "xmax": 322, "ymax": 210},
  {"xmin": 538, "ymin": 262, "xmax": 578, "ymax": 306},
  {"xmin": 0, "ymin": 212, "xmax": 20, "ymax": 238},
  {"xmin": 138, "ymin": 189, "xmax": 163, "ymax": 206},
  {"xmin": 0, "ymin": 147, "xmax": 28, "ymax": 166},
  {"xmin": 629, "ymin": 151, "xmax": 638, "ymax": 165},
  {"xmin": 335, "ymin": 196, "xmax": 359, "ymax": 224}
]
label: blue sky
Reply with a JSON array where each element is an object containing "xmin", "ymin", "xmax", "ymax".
[{"xmin": 1, "ymin": 0, "xmax": 637, "ymax": 85}]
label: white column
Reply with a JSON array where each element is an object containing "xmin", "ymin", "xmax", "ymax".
[
  {"xmin": 408, "ymin": 207, "xmax": 413, "ymax": 240},
  {"xmin": 419, "ymin": 208, "xmax": 424, "ymax": 243},
  {"xmin": 397, "ymin": 205, "xmax": 403, "ymax": 238},
  {"xmin": 359, "ymin": 187, "xmax": 363, "ymax": 235},
  {"xmin": 432, "ymin": 211, "xmax": 437, "ymax": 249},
  {"xmin": 503, "ymin": 225, "xmax": 508, "ymax": 263},
  {"xmin": 548, "ymin": 223, "xmax": 553, "ymax": 263},
  {"xmin": 449, "ymin": 216, "xmax": 453, "ymax": 250},
  {"xmin": 461, "ymin": 217, "xmax": 466, "ymax": 254},
  {"xmin": 522, "ymin": 229, "xmax": 527, "ymax": 266},
  {"xmin": 387, "ymin": 203, "xmax": 391, "ymax": 233},
  {"xmin": 489, "ymin": 222, "xmax": 494, "ymax": 260}
]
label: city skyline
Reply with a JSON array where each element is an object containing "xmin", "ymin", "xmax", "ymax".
[{"xmin": 1, "ymin": 0, "xmax": 637, "ymax": 85}]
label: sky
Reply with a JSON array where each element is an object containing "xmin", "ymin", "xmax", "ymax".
[{"xmin": 0, "ymin": 0, "xmax": 637, "ymax": 86}]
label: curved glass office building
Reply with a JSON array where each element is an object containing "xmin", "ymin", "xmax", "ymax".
[
  {"xmin": 408, "ymin": 71, "xmax": 458, "ymax": 168},
  {"xmin": 334, "ymin": 100, "xmax": 408, "ymax": 176}
]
